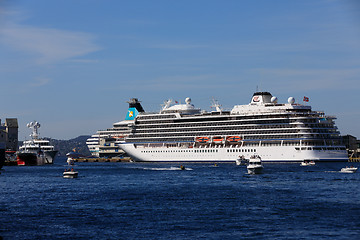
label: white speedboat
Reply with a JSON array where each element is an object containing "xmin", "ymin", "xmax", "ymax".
[
  {"xmin": 300, "ymin": 160, "xmax": 315, "ymax": 166},
  {"xmin": 66, "ymin": 157, "xmax": 75, "ymax": 165},
  {"xmin": 63, "ymin": 168, "xmax": 78, "ymax": 178},
  {"xmin": 247, "ymin": 155, "xmax": 263, "ymax": 174},
  {"xmin": 340, "ymin": 166, "xmax": 358, "ymax": 173},
  {"xmin": 235, "ymin": 155, "xmax": 247, "ymax": 166}
]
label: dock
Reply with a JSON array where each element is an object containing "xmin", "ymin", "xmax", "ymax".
[
  {"xmin": 4, "ymin": 160, "xmax": 18, "ymax": 166},
  {"xmin": 349, "ymin": 158, "xmax": 360, "ymax": 162}
]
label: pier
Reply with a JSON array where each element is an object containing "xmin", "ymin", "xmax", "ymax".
[{"xmin": 349, "ymin": 158, "xmax": 360, "ymax": 162}]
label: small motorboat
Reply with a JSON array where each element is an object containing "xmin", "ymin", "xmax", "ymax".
[
  {"xmin": 300, "ymin": 160, "xmax": 315, "ymax": 166},
  {"xmin": 67, "ymin": 157, "xmax": 75, "ymax": 165},
  {"xmin": 247, "ymin": 155, "xmax": 263, "ymax": 174},
  {"xmin": 340, "ymin": 166, "xmax": 358, "ymax": 173},
  {"xmin": 236, "ymin": 155, "xmax": 247, "ymax": 166},
  {"xmin": 63, "ymin": 168, "xmax": 78, "ymax": 178}
]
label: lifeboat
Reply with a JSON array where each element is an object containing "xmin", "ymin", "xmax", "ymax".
[
  {"xmin": 212, "ymin": 136, "xmax": 224, "ymax": 143},
  {"xmin": 114, "ymin": 135, "xmax": 125, "ymax": 139},
  {"xmin": 226, "ymin": 136, "xmax": 242, "ymax": 142},
  {"xmin": 195, "ymin": 137, "xmax": 210, "ymax": 143}
]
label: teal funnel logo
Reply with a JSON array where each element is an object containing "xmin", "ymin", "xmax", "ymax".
[{"xmin": 125, "ymin": 107, "xmax": 139, "ymax": 120}]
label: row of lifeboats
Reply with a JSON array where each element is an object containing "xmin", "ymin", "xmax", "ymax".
[{"xmin": 195, "ymin": 136, "xmax": 242, "ymax": 143}]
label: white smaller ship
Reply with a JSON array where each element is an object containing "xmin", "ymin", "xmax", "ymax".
[
  {"xmin": 236, "ymin": 155, "xmax": 247, "ymax": 166},
  {"xmin": 300, "ymin": 160, "xmax": 316, "ymax": 166},
  {"xmin": 66, "ymin": 157, "xmax": 75, "ymax": 165},
  {"xmin": 63, "ymin": 168, "xmax": 78, "ymax": 178},
  {"xmin": 247, "ymin": 155, "xmax": 263, "ymax": 174},
  {"xmin": 17, "ymin": 121, "xmax": 57, "ymax": 165},
  {"xmin": 340, "ymin": 166, "xmax": 358, "ymax": 173}
]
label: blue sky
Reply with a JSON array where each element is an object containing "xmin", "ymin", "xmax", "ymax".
[{"xmin": 0, "ymin": 0, "xmax": 360, "ymax": 140}]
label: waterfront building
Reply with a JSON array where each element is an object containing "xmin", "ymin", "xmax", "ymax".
[
  {"xmin": 5, "ymin": 118, "xmax": 18, "ymax": 152},
  {"xmin": 342, "ymin": 135, "xmax": 360, "ymax": 158}
]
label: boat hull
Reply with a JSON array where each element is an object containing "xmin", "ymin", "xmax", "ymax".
[
  {"xmin": 63, "ymin": 171, "xmax": 78, "ymax": 178},
  {"xmin": 44, "ymin": 150, "xmax": 58, "ymax": 164},
  {"xmin": 0, "ymin": 146, "xmax": 5, "ymax": 169},
  {"xmin": 17, "ymin": 152, "xmax": 45, "ymax": 166},
  {"xmin": 340, "ymin": 167, "xmax": 357, "ymax": 173},
  {"xmin": 16, "ymin": 150, "xmax": 57, "ymax": 165},
  {"xmin": 247, "ymin": 166, "xmax": 263, "ymax": 174},
  {"xmin": 119, "ymin": 143, "xmax": 349, "ymax": 162}
]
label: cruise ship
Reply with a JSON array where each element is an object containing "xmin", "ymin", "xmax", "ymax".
[
  {"xmin": 118, "ymin": 92, "xmax": 348, "ymax": 162},
  {"xmin": 86, "ymin": 116, "xmax": 132, "ymax": 157},
  {"xmin": 86, "ymin": 134, "xmax": 100, "ymax": 157}
]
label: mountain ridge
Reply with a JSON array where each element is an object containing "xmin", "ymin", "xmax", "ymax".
[{"xmin": 49, "ymin": 135, "xmax": 91, "ymax": 157}]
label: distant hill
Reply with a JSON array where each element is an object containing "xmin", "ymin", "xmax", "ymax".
[{"xmin": 49, "ymin": 135, "xmax": 91, "ymax": 157}]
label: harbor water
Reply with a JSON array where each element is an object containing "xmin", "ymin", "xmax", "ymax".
[{"xmin": 1, "ymin": 157, "xmax": 360, "ymax": 239}]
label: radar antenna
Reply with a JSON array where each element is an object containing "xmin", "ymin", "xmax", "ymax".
[
  {"xmin": 210, "ymin": 97, "xmax": 222, "ymax": 113},
  {"xmin": 27, "ymin": 121, "xmax": 41, "ymax": 139},
  {"xmin": 160, "ymin": 99, "xmax": 173, "ymax": 112}
]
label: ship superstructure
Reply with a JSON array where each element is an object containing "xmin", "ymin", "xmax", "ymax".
[
  {"xmin": 86, "ymin": 134, "xmax": 100, "ymax": 157},
  {"xmin": 118, "ymin": 92, "xmax": 348, "ymax": 162}
]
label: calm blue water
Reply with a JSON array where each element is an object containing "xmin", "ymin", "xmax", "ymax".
[{"xmin": 1, "ymin": 157, "xmax": 360, "ymax": 239}]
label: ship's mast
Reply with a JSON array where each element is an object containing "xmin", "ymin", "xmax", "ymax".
[
  {"xmin": 160, "ymin": 99, "xmax": 173, "ymax": 112},
  {"xmin": 27, "ymin": 121, "xmax": 41, "ymax": 140},
  {"xmin": 211, "ymin": 97, "xmax": 222, "ymax": 113}
]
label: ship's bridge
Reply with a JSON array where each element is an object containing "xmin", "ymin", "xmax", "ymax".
[
  {"xmin": 231, "ymin": 92, "xmax": 311, "ymax": 114},
  {"xmin": 250, "ymin": 92, "xmax": 274, "ymax": 105}
]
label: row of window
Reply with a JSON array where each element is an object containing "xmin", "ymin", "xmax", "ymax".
[
  {"xmin": 138, "ymin": 114, "xmax": 177, "ymax": 120},
  {"xmin": 135, "ymin": 115, "xmax": 332, "ymax": 127},
  {"xmin": 295, "ymin": 147, "xmax": 346, "ymax": 151},
  {"xmin": 137, "ymin": 112, "xmax": 319, "ymax": 123},
  {"xmin": 128, "ymin": 133, "xmax": 339, "ymax": 142},
  {"xmin": 139, "ymin": 146, "xmax": 346, "ymax": 154},
  {"xmin": 227, "ymin": 149, "xmax": 256, "ymax": 153},
  {"xmin": 135, "ymin": 125, "xmax": 301, "ymax": 133},
  {"xmin": 141, "ymin": 149, "xmax": 220, "ymax": 153},
  {"xmin": 133, "ymin": 128, "xmax": 338, "ymax": 137},
  {"xmin": 140, "ymin": 148, "xmax": 259, "ymax": 154}
]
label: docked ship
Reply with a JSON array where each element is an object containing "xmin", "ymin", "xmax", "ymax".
[
  {"xmin": 0, "ymin": 141, "xmax": 4, "ymax": 169},
  {"xmin": 86, "ymin": 111, "xmax": 133, "ymax": 157},
  {"xmin": 118, "ymin": 92, "xmax": 348, "ymax": 162},
  {"xmin": 86, "ymin": 134, "xmax": 100, "ymax": 157},
  {"xmin": 17, "ymin": 121, "xmax": 57, "ymax": 165}
]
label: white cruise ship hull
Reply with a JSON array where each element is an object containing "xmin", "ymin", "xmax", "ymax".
[{"xmin": 119, "ymin": 143, "xmax": 348, "ymax": 162}]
